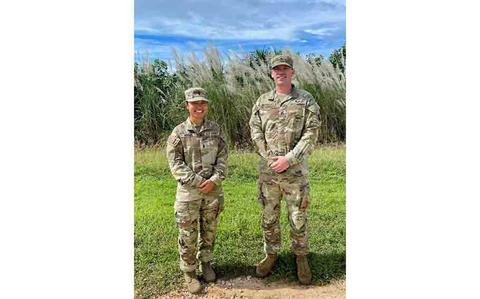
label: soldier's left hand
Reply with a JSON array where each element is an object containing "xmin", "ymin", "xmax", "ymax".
[
  {"xmin": 199, "ymin": 180, "xmax": 215, "ymax": 194},
  {"xmin": 270, "ymin": 156, "xmax": 290, "ymax": 173}
]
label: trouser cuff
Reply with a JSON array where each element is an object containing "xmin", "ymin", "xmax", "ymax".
[{"xmin": 180, "ymin": 261, "xmax": 198, "ymax": 272}]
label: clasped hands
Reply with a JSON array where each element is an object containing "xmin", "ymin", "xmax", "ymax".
[
  {"xmin": 198, "ymin": 179, "xmax": 215, "ymax": 194},
  {"xmin": 269, "ymin": 156, "xmax": 290, "ymax": 173},
  {"xmin": 198, "ymin": 156, "xmax": 290, "ymax": 193}
]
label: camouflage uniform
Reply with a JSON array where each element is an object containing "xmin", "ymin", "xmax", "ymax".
[
  {"xmin": 167, "ymin": 117, "xmax": 228, "ymax": 272},
  {"xmin": 249, "ymin": 85, "xmax": 321, "ymax": 256}
]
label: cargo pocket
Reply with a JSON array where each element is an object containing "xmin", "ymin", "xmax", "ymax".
[
  {"xmin": 174, "ymin": 201, "xmax": 191, "ymax": 229},
  {"xmin": 299, "ymin": 183, "xmax": 311, "ymax": 211},
  {"xmin": 257, "ymin": 180, "xmax": 266, "ymax": 207}
]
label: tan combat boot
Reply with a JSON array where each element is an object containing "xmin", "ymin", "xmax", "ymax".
[
  {"xmin": 184, "ymin": 271, "xmax": 202, "ymax": 294},
  {"xmin": 296, "ymin": 255, "xmax": 312, "ymax": 285},
  {"xmin": 256, "ymin": 253, "xmax": 278, "ymax": 278},
  {"xmin": 200, "ymin": 262, "xmax": 216, "ymax": 282}
]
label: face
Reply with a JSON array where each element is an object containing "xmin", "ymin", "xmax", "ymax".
[
  {"xmin": 271, "ymin": 65, "xmax": 295, "ymax": 86},
  {"xmin": 186, "ymin": 100, "xmax": 208, "ymax": 121}
]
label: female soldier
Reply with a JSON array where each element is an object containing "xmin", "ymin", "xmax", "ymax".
[{"xmin": 166, "ymin": 87, "xmax": 228, "ymax": 294}]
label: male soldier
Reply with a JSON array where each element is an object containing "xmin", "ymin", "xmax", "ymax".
[
  {"xmin": 166, "ymin": 87, "xmax": 228, "ymax": 294},
  {"xmin": 249, "ymin": 54, "xmax": 321, "ymax": 285}
]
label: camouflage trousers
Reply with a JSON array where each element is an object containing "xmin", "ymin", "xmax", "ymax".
[
  {"xmin": 258, "ymin": 175, "xmax": 310, "ymax": 256},
  {"xmin": 174, "ymin": 187, "xmax": 223, "ymax": 272}
]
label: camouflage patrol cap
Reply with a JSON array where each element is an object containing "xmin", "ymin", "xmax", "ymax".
[
  {"xmin": 270, "ymin": 54, "xmax": 294, "ymax": 69},
  {"xmin": 184, "ymin": 87, "xmax": 209, "ymax": 102}
]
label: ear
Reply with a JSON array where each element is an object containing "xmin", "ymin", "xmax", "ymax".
[{"xmin": 271, "ymin": 69, "xmax": 275, "ymax": 79}]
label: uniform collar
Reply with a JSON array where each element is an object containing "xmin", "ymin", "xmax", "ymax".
[
  {"xmin": 269, "ymin": 84, "xmax": 298, "ymax": 105},
  {"xmin": 184, "ymin": 117, "xmax": 208, "ymax": 133}
]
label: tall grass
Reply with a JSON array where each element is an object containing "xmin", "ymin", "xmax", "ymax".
[
  {"xmin": 134, "ymin": 58, "xmax": 178, "ymax": 144},
  {"xmin": 134, "ymin": 46, "xmax": 346, "ymax": 146}
]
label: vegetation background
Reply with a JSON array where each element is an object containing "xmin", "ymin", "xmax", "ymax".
[
  {"xmin": 134, "ymin": 46, "xmax": 346, "ymax": 298},
  {"xmin": 134, "ymin": 46, "xmax": 346, "ymax": 147}
]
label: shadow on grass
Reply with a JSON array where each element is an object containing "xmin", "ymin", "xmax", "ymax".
[
  {"xmin": 214, "ymin": 250, "xmax": 345, "ymax": 289},
  {"xmin": 215, "ymin": 262, "xmax": 257, "ymax": 280}
]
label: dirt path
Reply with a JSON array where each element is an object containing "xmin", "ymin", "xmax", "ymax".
[{"xmin": 159, "ymin": 276, "xmax": 345, "ymax": 299}]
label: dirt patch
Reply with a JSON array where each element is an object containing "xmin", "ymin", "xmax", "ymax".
[{"xmin": 158, "ymin": 276, "xmax": 345, "ymax": 299}]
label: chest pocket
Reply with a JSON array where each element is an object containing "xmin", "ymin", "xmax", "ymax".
[
  {"xmin": 180, "ymin": 133, "xmax": 201, "ymax": 166},
  {"xmin": 286, "ymin": 101, "xmax": 306, "ymax": 133},
  {"xmin": 259, "ymin": 103, "xmax": 279, "ymax": 117},
  {"xmin": 259, "ymin": 103, "xmax": 280, "ymax": 133},
  {"xmin": 200, "ymin": 131, "xmax": 219, "ymax": 166}
]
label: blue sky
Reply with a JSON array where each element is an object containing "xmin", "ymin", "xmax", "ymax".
[{"xmin": 135, "ymin": 0, "xmax": 345, "ymax": 64}]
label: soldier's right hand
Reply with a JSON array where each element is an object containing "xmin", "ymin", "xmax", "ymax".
[
  {"xmin": 270, "ymin": 156, "xmax": 290, "ymax": 173},
  {"xmin": 198, "ymin": 180, "xmax": 215, "ymax": 194}
]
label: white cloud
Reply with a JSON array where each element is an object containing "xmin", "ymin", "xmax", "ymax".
[
  {"xmin": 135, "ymin": 0, "xmax": 345, "ymax": 41},
  {"xmin": 304, "ymin": 27, "xmax": 336, "ymax": 36}
]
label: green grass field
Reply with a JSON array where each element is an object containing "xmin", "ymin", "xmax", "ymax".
[{"xmin": 134, "ymin": 145, "xmax": 345, "ymax": 298}]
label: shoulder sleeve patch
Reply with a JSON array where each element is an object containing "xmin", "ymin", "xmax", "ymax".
[
  {"xmin": 167, "ymin": 134, "xmax": 180, "ymax": 146},
  {"xmin": 306, "ymin": 100, "xmax": 321, "ymax": 117}
]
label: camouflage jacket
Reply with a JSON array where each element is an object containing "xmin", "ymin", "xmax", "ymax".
[
  {"xmin": 166, "ymin": 118, "xmax": 228, "ymax": 188},
  {"xmin": 249, "ymin": 86, "xmax": 321, "ymax": 172}
]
